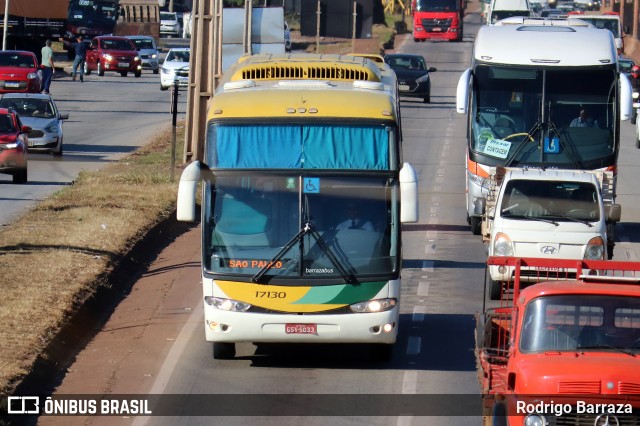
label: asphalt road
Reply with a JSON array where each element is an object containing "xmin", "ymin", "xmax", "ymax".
[{"xmin": 20, "ymin": 14, "xmax": 640, "ymax": 426}]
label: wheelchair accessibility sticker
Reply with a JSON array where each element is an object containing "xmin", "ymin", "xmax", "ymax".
[{"xmin": 303, "ymin": 178, "xmax": 320, "ymax": 193}]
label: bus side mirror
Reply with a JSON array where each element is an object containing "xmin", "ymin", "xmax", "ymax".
[
  {"xmin": 456, "ymin": 68, "xmax": 472, "ymax": 114},
  {"xmin": 400, "ymin": 162, "xmax": 419, "ymax": 223},
  {"xmin": 620, "ymin": 73, "xmax": 633, "ymax": 121},
  {"xmin": 177, "ymin": 161, "xmax": 204, "ymax": 222}
]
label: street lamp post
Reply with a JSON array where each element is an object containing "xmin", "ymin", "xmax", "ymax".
[{"xmin": 2, "ymin": 0, "xmax": 9, "ymax": 51}]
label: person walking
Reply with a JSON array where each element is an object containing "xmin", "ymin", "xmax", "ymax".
[
  {"xmin": 40, "ymin": 39, "xmax": 55, "ymax": 94},
  {"xmin": 70, "ymin": 36, "xmax": 87, "ymax": 82}
]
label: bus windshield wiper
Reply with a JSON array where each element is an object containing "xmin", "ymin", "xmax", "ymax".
[
  {"xmin": 504, "ymin": 120, "xmax": 541, "ymax": 167},
  {"xmin": 252, "ymin": 222, "xmax": 357, "ymax": 284}
]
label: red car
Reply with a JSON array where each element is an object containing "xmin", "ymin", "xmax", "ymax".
[
  {"xmin": 84, "ymin": 36, "xmax": 142, "ymax": 78},
  {"xmin": 0, "ymin": 51, "xmax": 42, "ymax": 93},
  {"xmin": 0, "ymin": 107, "xmax": 30, "ymax": 183}
]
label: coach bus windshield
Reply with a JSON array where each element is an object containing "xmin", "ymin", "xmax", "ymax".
[
  {"xmin": 470, "ymin": 65, "xmax": 617, "ymax": 170},
  {"xmin": 202, "ymin": 122, "xmax": 400, "ymax": 283}
]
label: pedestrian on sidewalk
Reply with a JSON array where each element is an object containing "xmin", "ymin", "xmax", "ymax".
[
  {"xmin": 70, "ymin": 35, "xmax": 88, "ymax": 82},
  {"xmin": 41, "ymin": 39, "xmax": 55, "ymax": 94}
]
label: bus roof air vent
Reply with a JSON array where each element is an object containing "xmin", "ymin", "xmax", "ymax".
[{"xmin": 235, "ymin": 63, "xmax": 382, "ymax": 83}]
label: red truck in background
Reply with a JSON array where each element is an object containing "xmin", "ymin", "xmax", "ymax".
[
  {"xmin": 477, "ymin": 257, "xmax": 640, "ymax": 425},
  {"xmin": 411, "ymin": 0, "xmax": 464, "ymax": 42}
]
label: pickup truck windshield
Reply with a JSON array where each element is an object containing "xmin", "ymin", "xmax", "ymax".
[
  {"xmin": 520, "ymin": 295, "xmax": 640, "ymax": 353},
  {"xmin": 500, "ymin": 180, "xmax": 599, "ymax": 222}
]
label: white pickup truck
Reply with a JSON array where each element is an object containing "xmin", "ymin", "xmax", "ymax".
[{"xmin": 483, "ymin": 167, "xmax": 621, "ymax": 299}]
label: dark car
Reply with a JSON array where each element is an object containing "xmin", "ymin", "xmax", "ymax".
[
  {"xmin": 384, "ymin": 53, "xmax": 437, "ymax": 103},
  {"xmin": 84, "ymin": 36, "xmax": 142, "ymax": 77},
  {"xmin": 0, "ymin": 51, "xmax": 42, "ymax": 94},
  {"xmin": 0, "ymin": 107, "xmax": 30, "ymax": 183}
]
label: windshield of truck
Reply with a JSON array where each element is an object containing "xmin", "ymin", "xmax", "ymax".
[
  {"xmin": 500, "ymin": 180, "xmax": 600, "ymax": 221},
  {"xmin": 576, "ymin": 17, "xmax": 620, "ymax": 38},
  {"xmin": 414, "ymin": 0, "xmax": 460, "ymax": 12},
  {"xmin": 202, "ymin": 122, "xmax": 399, "ymax": 282},
  {"xmin": 471, "ymin": 65, "xmax": 617, "ymax": 170},
  {"xmin": 520, "ymin": 295, "xmax": 640, "ymax": 353},
  {"xmin": 68, "ymin": 0, "xmax": 118, "ymax": 30}
]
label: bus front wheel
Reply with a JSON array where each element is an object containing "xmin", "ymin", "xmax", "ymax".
[{"xmin": 213, "ymin": 342, "xmax": 236, "ymax": 359}]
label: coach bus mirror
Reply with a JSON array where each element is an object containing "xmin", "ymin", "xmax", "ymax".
[
  {"xmin": 456, "ymin": 68, "xmax": 472, "ymax": 114},
  {"xmin": 400, "ymin": 162, "xmax": 419, "ymax": 223},
  {"xmin": 619, "ymin": 72, "xmax": 633, "ymax": 121},
  {"xmin": 605, "ymin": 204, "xmax": 621, "ymax": 223},
  {"xmin": 177, "ymin": 161, "xmax": 205, "ymax": 222}
]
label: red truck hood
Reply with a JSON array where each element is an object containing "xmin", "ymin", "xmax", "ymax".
[{"xmin": 513, "ymin": 352, "xmax": 640, "ymax": 395}]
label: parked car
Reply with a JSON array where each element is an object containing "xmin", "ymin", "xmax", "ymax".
[
  {"xmin": 160, "ymin": 3, "xmax": 190, "ymax": 23},
  {"xmin": 160, "ymin": 11, "xmax": 182, "ymax": 38},
  {"xmin": 0, "ymin": 107, "xmax": 30, "ymax": 183},
  {"xmin": 384, "ymin": 53, "xmax": 437, "ymax": 103},
  {"xmin": 84, "ymin": 36, "xmax": 142, "ymax": 78},
  {"xmin": 126, "ymin": 35, "xmax": 160, "ymax": 74},
  {"xmin": 284, "ymin": 21, "xmax": 291, "ymax": 52},
  {"xmin": 0, "ymin": 51, "xmax": 41, "ymax": 94},
  {"xmin": 160, "ymin": 47, "xmax": 190, "ymax": 91},
  {"xmin": 0, "ymin": 93, "xmax": 68, "ymax": 156}
]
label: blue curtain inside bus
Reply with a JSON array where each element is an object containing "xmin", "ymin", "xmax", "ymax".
[{"xmin": 211, "ymin": 124, "xmax": 389, "ymax": 170}]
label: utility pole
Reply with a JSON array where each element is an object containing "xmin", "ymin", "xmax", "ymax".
[{"xmin": 2, "ymin": 0, "xmax": 9, "ymax": 51}]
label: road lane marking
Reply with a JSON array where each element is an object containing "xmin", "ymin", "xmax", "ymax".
[
  {"xmin": 412, "ymin": 305, "xmax": 428, "ymax": 322},
  {"xmin": 407, "ymin": 336, "xmax": 422, "ymax": 355},
  {"xmin": 418, "ymin": 282, "xmax": 430, "ymax": 297}
]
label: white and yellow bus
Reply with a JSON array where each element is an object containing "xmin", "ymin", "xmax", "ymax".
[{"xmin": 177, "ymin": 54, "xmax": 418, "ymax": 361}]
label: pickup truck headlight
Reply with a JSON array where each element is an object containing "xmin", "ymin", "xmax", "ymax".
[
  {"xmin": 493, "ymin": 232, "xmax": 514, "ymax": 256},
  {"xmin": 584, "ymin": 236, "xmax": 605, "ymax": 260}
]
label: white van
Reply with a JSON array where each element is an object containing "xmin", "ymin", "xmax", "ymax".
[
  {"xmin": 487, "ymin": 0, "xmax": 531, "ymax": 24},
  {"xmin": 485, "ymin": 168, "xmax": 621, "ymax": 299}
]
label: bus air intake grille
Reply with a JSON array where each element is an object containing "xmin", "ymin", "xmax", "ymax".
[
  {"xmin": 240, "ymin": 65, "xmax": 379, "ymax": 82},
  {"xmin": 557, "ymin": 381, "xmax": 601, "ymax": 394}
]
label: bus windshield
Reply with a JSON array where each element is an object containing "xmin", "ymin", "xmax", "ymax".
[
  {"xmin": 414, "ymin": 0, "xmax": 460, "ymax": 12},
  {"xmin": 471, "ymin": 65, "xmax": 617, "ymax": 170},
  {"xmin": 202, "ymin": 122, "xmax": 400, "ymax": 282}
]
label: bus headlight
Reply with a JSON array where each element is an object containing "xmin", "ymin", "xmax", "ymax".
[
  {"xmin": 524, "ymin": 414, "xmax": 546, "ymax": 426},
  {"xmin": 205, "ymin": 296, "xmax": 251, "ymax": 312},
  {"xmin": 584, "ymin": 236, "xmax": 605, "ymax": 260},
  {"xmin": 493, "ymin": 232, "xmax": 514, "ymax": 256},
  {"xmin": 350, "ymin": 298, "xmax": 397, "ymax": 313}
]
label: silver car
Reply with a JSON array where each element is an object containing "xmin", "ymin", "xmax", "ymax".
[
  {"xmin": 160, "ymin": 11, "xmax": 182, "ymax": 38},
  {"xmin": 160, "ymin": 47, "xmax": 190, "ymax": 91},
  {"xmin": 126, "ymin": 36, "xmax": 159, "ymax": 74},
  {"xmin": 0, "ymin": 93, "xmax": 68, "ymax": 156}
]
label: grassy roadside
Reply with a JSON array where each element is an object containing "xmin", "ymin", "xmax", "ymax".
[
  {"xmin": 0, "ymin": 16, "xmax": 405, "ymax": 398},
  {"xmin": 0, "ymin": 127, "xmax": 184, "ymax": 397}
]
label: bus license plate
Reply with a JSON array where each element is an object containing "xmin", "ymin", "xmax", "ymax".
[
  {"xmin": 118, "ymin": 62, "xmax": 129, "ymax": 68},
  {"xmin": 285, "ymin": 323, "xmax": 317, "ymax": 334}
]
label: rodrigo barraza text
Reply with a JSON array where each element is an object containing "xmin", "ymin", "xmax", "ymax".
[{"xmin": 517, "ymin": 400, "xmax": 632, "ymax": 416}]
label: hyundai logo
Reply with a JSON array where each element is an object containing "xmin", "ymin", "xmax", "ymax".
[
  {"xmin": 594, "ymin": 414, "xmax": 619, "ymax": 426},
  {"xmin": 540, "ymin": 245, "xmax": 558, "ymax": 255}
]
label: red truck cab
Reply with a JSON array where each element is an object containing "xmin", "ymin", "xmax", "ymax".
[
  {"xmin": 478, "ymin": 257, "xmax": 640, "ymax": 425},
  {"xmin": 412, "ymin": 0, "xmax": 464, "ymax": 42}
]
